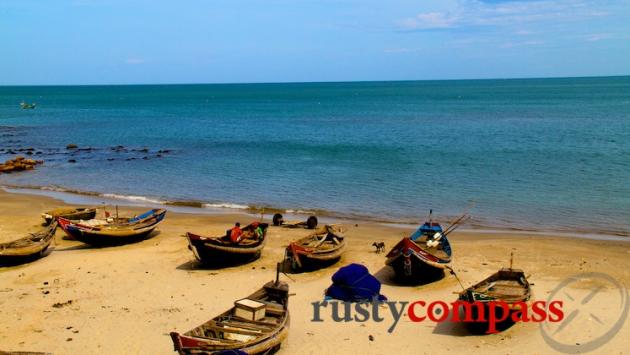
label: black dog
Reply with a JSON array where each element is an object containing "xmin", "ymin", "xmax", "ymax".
[{"xmin": 372, "ymin": 242, "xmax": 385, "ymax": 253}]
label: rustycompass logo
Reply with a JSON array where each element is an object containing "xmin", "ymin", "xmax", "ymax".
[{"xmin": 540, "ymin": 272, "xmax": 629, "ymax": 354}]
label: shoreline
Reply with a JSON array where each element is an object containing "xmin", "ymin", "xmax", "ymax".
[
  {"xmin": 1, "ymin": 186, "xmax": 629, "ymax": 355},
  {"xmin": 2, "ymin": 184, "xmax": 629, "ymax": 241}
]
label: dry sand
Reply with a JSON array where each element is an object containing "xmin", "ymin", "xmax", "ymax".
[{"xmin": 1, "ymin": 188, "xmax": 629, "ymax": 354}]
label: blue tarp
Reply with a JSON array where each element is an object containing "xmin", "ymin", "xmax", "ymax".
[{"xmin": 325, "ymin": 263, "xmax": 387, "ymax": 302}]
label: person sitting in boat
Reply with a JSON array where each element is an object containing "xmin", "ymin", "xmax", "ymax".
[
  {"xmin": 251, "ymin": 222, "xmax": 263, "ymax": 240},
  {"xmin": 230, "ymin": 222, "xmax": 243, "ymax": 243}
]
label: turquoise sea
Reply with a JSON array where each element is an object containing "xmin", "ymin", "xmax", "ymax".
[{"xmin": 1, "ymin": 77, "xmax": 629, "ymax": 235}]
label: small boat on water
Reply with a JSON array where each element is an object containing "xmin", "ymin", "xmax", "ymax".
[
  {"xmin": 41, "ymin": 207, "xmax": 97, "ymax": 226},
  {"xmin": 385, "ymin": 210, "xmax": 467, "ymax": 282},
  {"xmin": 0, "ymin": 221, "xmax": 57, "ymax": 266},
  {"xmin": 20, "ymin": 102, "xmax": 36, "ymax": 109},
  {"xmin": 272, "ymin": 213, "xmax": 318, "ymax": 229},
  {"xmin": 186, "ymin": 222, "xmax": 268, "ymax": 266},
  {"xmin": 457, "ymin": 257, "xmax": 532, "ymax": 333},
  {"xmin": 57, "ymin": 209, "xmax": 166, "ymax": 246},
  {"xmin": 284, "ymin": 225, "xmax": 346, "ymax": 271},
  {"xmin": 170, "ymin": 269, "xmax": 290, "ymax": 355}
]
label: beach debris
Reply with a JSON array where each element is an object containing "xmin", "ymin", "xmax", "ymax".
[
  {"xmin": 0, "ymin": 156, "xmax": 44, "ymax": 174},
  {"xmin": 68, "ymin": 159, "xmax": 77, "ymax": 163},
  {"xmin": 66, "ymin": 144, "xmax": 78, "ymax": 149},
  {"xmin": 369, "ymin": 335, "xmax": 374, "ymax": 341},
  {"xmin": 52, "ymin": 300, "xmax": 73, "ymax": 308}
]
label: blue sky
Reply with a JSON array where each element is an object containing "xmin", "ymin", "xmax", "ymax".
[{"xmin": 1, "ymin": 0, "xmax": 629, "ymax": 84}]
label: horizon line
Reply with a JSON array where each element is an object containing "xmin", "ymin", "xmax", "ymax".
[{"xmin": 1, "ymin": 73, "xmax": 629, "ymax": 87}]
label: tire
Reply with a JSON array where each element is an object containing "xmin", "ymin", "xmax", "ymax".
[
  {"xmin": 272, "ymin": 213, "xmax": 283, "ymax": 226},
  {"xmin": 306, "ymin": 216, "xmax": 318, "ymax": 229}
]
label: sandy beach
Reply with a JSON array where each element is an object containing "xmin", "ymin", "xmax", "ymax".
[{"xmin": 1, "ymin": 188, "xmax": 629, "ymax": 355}]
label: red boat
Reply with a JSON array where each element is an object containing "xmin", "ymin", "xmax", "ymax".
[{"xmin": 385, "ymin": 220, "xmax": 453, "ymax": 282}]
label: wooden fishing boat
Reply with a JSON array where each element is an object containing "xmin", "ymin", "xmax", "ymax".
[
  {"xmin": 57, "ymin": 209, "xmax": 166, "ymax": 246},
  {"xmin": 272, "ymin": 213, "xmax": 318, "ymax": 229},
  {"xmin": 20, "ymin": 102, "xmax": 36, "ymax": 110},
  {"xmin": 284, "ymin": 225, "xmax": 345, "ymax": 271},
  {"xmin": 385, "ymin": 210, "xmax": 467, "ymax": 282},
  {"xmin": 41, "ymin": 207, "xmax": 97, "ymax": 225},
  {"xmin": 170, "ymin": 272, "xmax": 290, "ymax": 355},
  {"xmin": 457, "ymin": 263, "xmax": 532, "ymax": 333},
  {"xmin": 186, "ymin": 222, "xmax": 268, "ymax": 265},
  {"xmin": 0, "ymin": 221, "xmax": 57, "ymax": 266}
]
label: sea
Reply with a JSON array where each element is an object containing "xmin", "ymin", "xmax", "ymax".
[{"xmin": 1, "ymin": 77, "xmax": 629, "ymax": 236}]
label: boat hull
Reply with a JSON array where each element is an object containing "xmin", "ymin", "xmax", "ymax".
[
  {"xmin": 186, "ymin": 224, "xmax": 268, "ymax": 266},
  {"xmin": 62, "ymin": 226, "xmax": 157, "ymax": 246},
  {"xmin": 43, "ymin": 208, "xmax": 97, "ymax": 226},
  {"xmin": 57, "ymin": 209, "xmax": 166, "ymax": 246},
  {"xmin": 170, "ymin": 317, "xmax": 289, "ymax": 355},
  {"xmin": 170, "ymin": 280, "xmax": 289, "ymax": 354},
  {"xmin": 457, "ymin": 268, "xmax": 532, "ymax": 333},
  {"xmin": 0, "ymin": 246, "xmax": 53, "ymax": 266},
  {"xmin": 284, "ymin": 226, "xmax": 346, "ymax": 272},
  {"xmin": 385, "ymin": 237, "xmax": 451, "ymax": 282},
  {"xmin": 187, "ymin": 237, "xmax": 263, "ymax": 265},
  {"xmin": 0, "ymin": 222, "xmax": 57, "ymax": 266}
]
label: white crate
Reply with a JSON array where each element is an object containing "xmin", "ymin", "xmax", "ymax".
[{"xmin": 234, "ymin": 298, "xmax": 266, "ymax": 321}]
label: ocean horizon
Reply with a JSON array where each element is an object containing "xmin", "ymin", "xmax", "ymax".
[{"xmin": 1, "ymin": 76, "xmax": 629, "ymax": 236}]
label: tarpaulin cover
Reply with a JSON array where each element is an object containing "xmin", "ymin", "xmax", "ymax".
[{"xmin": 325, "ymin": 263, "xmax": 387, "ymax": 302}]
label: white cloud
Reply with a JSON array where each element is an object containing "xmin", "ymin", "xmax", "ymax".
[
  {"xmin": 500, "ymin": 40, "xmax": 545, "ymax": 48},
  {"xmin": 583, "ymin": 33, "xmax": 613, "ymax": 41},
  {"xmin": 383, "ymin": 47, "xmax": 423, "ymax": 53},
  {"xmin": 398, "ymin": 0, "xmax": 616, "ymax": 31},
  {"xmin": 125, "ymin": 58, "xmax": 145, "ymax": 65}
]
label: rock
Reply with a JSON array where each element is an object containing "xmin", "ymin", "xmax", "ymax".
[
  {"xmin": 0, "ymin": 156, "xmax": 44, "ymax": 174},
  {"xmin": 66, "ymin": 144, "xmax": 78, "ymax": 149},
  {"xmin": 369, "ymin": 335, "xmax": 374, "ymax": 341}
]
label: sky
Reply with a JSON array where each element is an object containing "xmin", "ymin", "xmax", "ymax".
[{"xmin": 1, "ymin": 0, "xmax": 629, "ymax": 85}]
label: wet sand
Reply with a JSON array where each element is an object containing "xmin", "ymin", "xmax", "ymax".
[{"xmin": 1, "ymin": 188, "xmax": 629, "ymax": 354}]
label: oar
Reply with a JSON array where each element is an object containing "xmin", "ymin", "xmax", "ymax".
[
  {"xmin": 442, "ymin": 212, "xmax": 472, "ymax": 236},
  {"xmin": 442, "ymin": 202, "xmax": 475, "ymax": 236}
]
